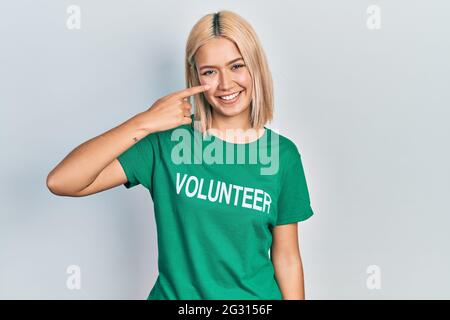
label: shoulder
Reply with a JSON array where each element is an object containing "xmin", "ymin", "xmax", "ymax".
[{"xmin": 266, "ymin": 128, "xmax": 301, "ymax": 160}]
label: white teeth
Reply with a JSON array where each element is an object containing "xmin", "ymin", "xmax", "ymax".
[{"xmin": 219, "ymin": 91, "xmax": 240, "ymax": 100}]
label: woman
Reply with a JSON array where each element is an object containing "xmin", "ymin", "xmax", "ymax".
[{"xmin": 47, "ymin": 10, "xmax": 314, "ymax": 300}]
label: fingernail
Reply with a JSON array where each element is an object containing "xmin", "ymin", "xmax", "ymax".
[{"xmin": 204, "ymin": 84, "xmax": 210, "ymax": 89}]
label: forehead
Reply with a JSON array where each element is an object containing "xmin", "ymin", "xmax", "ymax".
[{"xmin": 195, "ymin": 37, "xmax": 242, "ymax": 65}]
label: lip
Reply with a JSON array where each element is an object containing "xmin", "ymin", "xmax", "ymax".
[
  {"xmin": 216, "ymin": 90, "xmax": 243, "ymax": 105},
  {"xmin": 216, "ymin": 90, "xmax": 243, "ymax": 97}
]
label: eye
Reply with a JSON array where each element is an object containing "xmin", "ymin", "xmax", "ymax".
[
  {"xmin": 201, "ymin": 70, "xmax": 215, "ymax": 76},
  {"xmin": 232, "ymin": 63, "xmax": 245, "ymax": 70},
  {"xmin": 201, "ymin": 64, "xmax": 245, "ymax": 76}
]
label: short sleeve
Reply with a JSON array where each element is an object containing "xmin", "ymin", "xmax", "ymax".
[
  {"xmin": 117, "ymin": 135, "xmax": 155, "ymax": 191},
  {"xmin": 276, "ymin": 146, "xmax": 314, "ymax": 225}
]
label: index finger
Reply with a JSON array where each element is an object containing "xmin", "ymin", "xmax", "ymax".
[{"xmin": 173, "ymin": 85, "xmax": 210, "ymax": 100}]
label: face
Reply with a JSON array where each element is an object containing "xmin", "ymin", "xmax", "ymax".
[{"xmin": 194, "ymin": 37, "xmax": 253, "ymax": 121}]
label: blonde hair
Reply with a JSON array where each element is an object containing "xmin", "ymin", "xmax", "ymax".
[{"xmin": 185, "ymin": 10, "xmax": 274, "ymax": 133}]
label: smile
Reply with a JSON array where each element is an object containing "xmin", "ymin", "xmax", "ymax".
[{"xmin": 217, "ymin": 90, "xmax": 243, "ymax": 103}]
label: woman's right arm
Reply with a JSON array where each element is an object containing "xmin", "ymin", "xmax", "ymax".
[
  {"xmin": 46, "ymin": 84, "xmax": 210, "ymax": 197},
  {"xmin": 46, "ymin": 113, "xmax": 150, "ymax": 197}
]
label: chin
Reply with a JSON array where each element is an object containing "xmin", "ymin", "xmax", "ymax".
[{"xmin": 212, "ymin": 103, "xmax": 250, "ymax": 118}]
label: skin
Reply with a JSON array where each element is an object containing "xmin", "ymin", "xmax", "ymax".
[
  {"xmin": 46, "ymin": 36, "xmax": 306, "ymax": 300},
  {"xmin": 271, "ymin": 224, "xmax": 306, "ymax": 299},
  {"xmin": 195, "ymin": 37, "xmax": 255, "ymax": 135}
]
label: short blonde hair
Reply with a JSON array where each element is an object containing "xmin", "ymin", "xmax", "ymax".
[{"xmin": 185, "ymin": 10, "xmax": 274, "ymax": 133}]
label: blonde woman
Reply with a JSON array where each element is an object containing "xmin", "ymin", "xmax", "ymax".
[{"xmin": 47, "ymin": 10, "xmax": 314, "ymax": 300}]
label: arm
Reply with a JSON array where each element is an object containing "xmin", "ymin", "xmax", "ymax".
[
  {"xmin": 46, "ymin": 113, "xmax": 150, "ymax": 197},
  {"xmin": 271, "ymin": 223, "xmax": 305, "ymax": 300},
  {"xmin": 46, "ymin": 84, "xmax": 209, "ymax": 197}
]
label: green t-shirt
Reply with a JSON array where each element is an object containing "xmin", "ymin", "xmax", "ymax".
[{"xmin": 117, "ymin": 116, "xmax": 314, "ymax": 300}]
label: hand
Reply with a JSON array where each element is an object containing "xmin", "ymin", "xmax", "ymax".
[{"xmin": 137, "ymin": 84, "xmax": 210, "ymax": 133}]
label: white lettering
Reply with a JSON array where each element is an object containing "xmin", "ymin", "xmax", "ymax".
[
  {"xmin": 175, "ymin": 172, "xmax": 272, "ymax": 213},
  {"xmin": 253, "ymin": 188, "xmax": 264, "ymax": 211},
  {"xmin": 242, "ymin": 187, "xmax": 254, "ymax": 209},
  {"xmin": 185, "ymin": 176, "xmax": 199, "ymax": 197}
]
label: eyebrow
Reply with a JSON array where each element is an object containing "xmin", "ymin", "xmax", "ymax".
[{"xmin": 198, "ymin": 57, "xmax": 244, "ymax": 71}]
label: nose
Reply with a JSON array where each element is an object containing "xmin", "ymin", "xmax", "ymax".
[{"xmin": 217, "ymin": 69, "xmax": 234, "ymax": 91}]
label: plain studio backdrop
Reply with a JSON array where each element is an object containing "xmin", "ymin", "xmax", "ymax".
[{"xmin": 1, "ymin": 0, "xmax": 449, "ymax": 299}]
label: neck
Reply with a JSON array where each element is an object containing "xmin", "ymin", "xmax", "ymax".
[
  {"xmin": 209, "ymin": 108, "xmax": 265, "ymax": 144},
  {"xmin": 211, "ymin": 109, "xmax": 252, "ymax": 132}
]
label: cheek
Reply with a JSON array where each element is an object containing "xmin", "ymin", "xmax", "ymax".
[
  {"xmin": 198, "ymin": 76, "xmax": 212, "ymax": 86},
  {"xmin": 236, "ymin": 72, "xmax": 252, "ymax": 90},
  {"xmin": 198, "ymin": 77, "xmax": 219, "ymax": 96}
]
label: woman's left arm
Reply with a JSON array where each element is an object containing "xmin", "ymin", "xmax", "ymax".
[{"xmin": 271, "ymin": 223, "xmax": 305, "ymax": 300}]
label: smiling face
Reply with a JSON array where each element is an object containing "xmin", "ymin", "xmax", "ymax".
[{"xmin": 194, "ymin": 37, "xmax": 253, "ymax": 125}]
